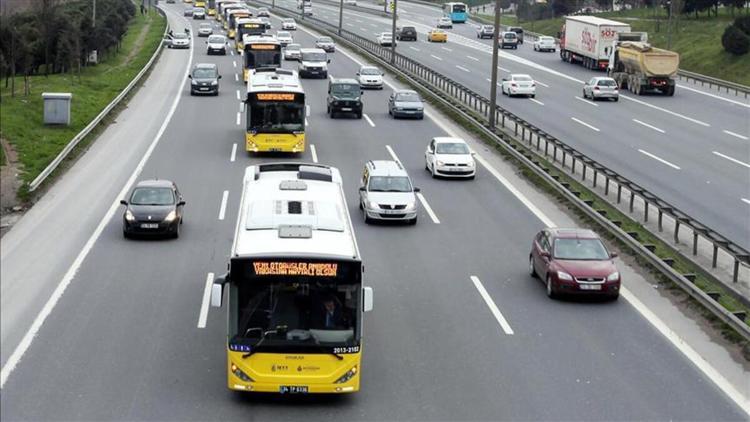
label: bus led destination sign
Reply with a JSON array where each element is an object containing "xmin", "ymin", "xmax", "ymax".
[
  {"xmin": 253, "ymin": 262, "xmax": 338, "ymax": 277},
  {"xmin": 250, "ymin": 44, "xmax": 277, "ymax": 50},
  {"xmin": 256, "ymin": 93, "xmax": 296, "ymax": 101}
]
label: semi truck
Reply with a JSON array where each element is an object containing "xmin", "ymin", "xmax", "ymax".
[
  {"xmin": 559, "ymin": 16, "xmax": 631, "ymax": 70},
  {"xmin": 607, "ymin": 34, "xmax": 679, "ymax": 96}
]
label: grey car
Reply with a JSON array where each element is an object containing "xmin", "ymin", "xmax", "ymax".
[
  {"xmin": 583, "ymin": 77, "xmax": 619, "ymax": 101},
  {"xmin": 121, "ymin": 180, "xmax": 185, "ymax": 239},
  {"xmin": 315, "ymin": 36, "xmax": 336, "ymax": 52},
  {"xmin": 477, "ymin": 25, "xmax": 494, "ymax": 39},
  {"xmin": 388, "ymin": 89, "xmax": 424, "ymax": 119},
  {"xmin": 198, "ymin": 22, "xmax": 213, "ymax": 37},
  {"xmin": 283, "ymin": 43, "xmax": 302, "ymax": 60},
  {"xmin": 359, "ymin": 160, "xmax": 419, "ymax": 225},
  {"xmin": 189, "ymin": 63, "xmax": 221, "ymax": 95}
]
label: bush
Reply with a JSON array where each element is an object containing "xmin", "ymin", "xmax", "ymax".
[
  {"xmin": 722, "ymin": 24, "xmax": 750, "ymax": 55},
  {"xmin": 733, "ymin": 16, "xmax": 750, "ymax": 35}
]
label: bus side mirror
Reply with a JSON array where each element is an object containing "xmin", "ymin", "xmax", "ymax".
[
  {"xmin": 363, "ymin": 286, "xmax": 373, "ymax": 312},
  {"xmin": 211, "ymin": 283, "xmax": 224, "ymax": 308}
]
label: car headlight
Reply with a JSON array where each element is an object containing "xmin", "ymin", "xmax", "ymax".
[
  {"xmin": 405, "ymin": 202, "xmax": 416, "ymax": 211},
  {"xmin": 368, "ymin": 201, "xmax": 379, "ymax": 209},
  {"xmin": 125, "ymin": 210, "xmax": 135, "ymax": 222},
  {"xmin": 416, "ymin": 107, "xmax": 424, "ymax": 111},
  {"xmin": 210, "ymin": 81, "xmax": 218, "ymax": 86},
  {"xmin": 467, "ymin": 160, "xmax": 475, "ymax": 167},
  {"xmin": 334, "ymin": 366, "xmax": 357, "ymax": 384},
  {"xmin": 607, "ymin": 272, "xmax": 620, "ymax": 282},
  {"xmin": 164, "ymin": 210, "xmax": 177, "ymax": 222},
  {"xmin": 191, "ymin": 80, "xmax": 198, "ymax": 85},
  {"xmin": 231, "ymin": 363, "xmax": 254, "ymax": 382},
  {"xmin": 436, "ymin": 160, "xmax": 445, "ymax": 166},
  {"xmin": 557, "ymin": 271, "xmax": 573, "ymax": 281}
]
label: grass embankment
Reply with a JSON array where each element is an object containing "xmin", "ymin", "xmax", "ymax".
[
  {"xmin": 478, "ymin": 7, "xmax": 750, "ymax": 86},
  {"xmin": 0, "ymin": 8, "xmax": 166, "ymax": 192}
]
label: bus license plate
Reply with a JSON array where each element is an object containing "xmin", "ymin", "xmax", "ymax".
[
  {"xmin": 279, "ymin": 386, "xmax": 308, "ymax": 394},
  {"xmin": 140, "ymin": 223, "xmax": 159, "ymax": 229},
  {"xmin": 580, "ymin": 284, "xmax": 601, "ymax": 290}
]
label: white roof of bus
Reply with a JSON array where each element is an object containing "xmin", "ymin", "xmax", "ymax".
[
  {"xmin": 233, "ymin": 165, "xmax": 359, "ymax": 259},
  {"xmin": 247, "ymin": 69, "xmax": 303, "ymax": 94},
  {"xmin": 565, "ymin": 15, "xmax": 629, "ymax": 27}
]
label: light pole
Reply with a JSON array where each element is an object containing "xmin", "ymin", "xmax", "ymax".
[
  {"xmin": 93, "ymin": 0, "xmax": 96, "ymax": 27},
  {"xmin": 338, "ymin": 0, "xmax": 344, "ymax": 35},
  {"xmin": 390, "ymin": 0, "xmax": 397, "ymax": 64},
  {"xmin": 488, "ymin": 0, "xmax": 502, "ymax": 128}
]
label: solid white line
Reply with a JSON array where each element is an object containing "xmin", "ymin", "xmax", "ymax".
[
  {"xmin": 430, "ymin": 54, "xmax": 443, "ymax": 61},
  {"xmin": 441, "ymin": 47, "xmax": 452, "ymax": 52},
  {"xmin": 230, "ymin": 50, "xmax": 234, "ymax": 56},
  {"xmin": 218, "ymin": 190, "xmax": 229, "ymax": 220},
  {"xmin": 230, "ymin": 143, "xmax": 237, "ymax": 162},
  {"xmin": 677, "ymin": 84, "xmax": 750, "ymax": 109},
  {"xmin": 385, "ymin": 144, "xmax": 400, "ymax": 163},
  {"xmin": 621, "ymin": 95, "xmax": 710, "ymax": 127},
  {"xmin": 535, "ymin": 80, "xmax": 549, "ymax": 88},
  {"xmin": 236, "ymin": 90, "xmax": 240, "ymax": 100},
  {"xmin": 197, "ymin": 272, "xmax": 214, "ymax": 328},
  {"xmin": 456, "ymin": 65, "xmax": 470, "ymax": 73},
  {"xmin": 0, "ymin": 13, "xmax": 196, "ymax": 390},
  {"xmin": 306, "ymin": 104, "xmax": 310, "ymax": 117},
  {"xmin": 575, "ymin": 96, "xmax": 599, "ymax": 107},
  {"xmin": 310, "ymin": 144, "xmax": 318, "ymax": 163},
  {"xmin": 346, "ymin": 23, "xmax": 354, "ymax": 27},
  {"xmin": 233, "ymin": 61, "xmax": 237, "ymax": 68},
  {"xmin": 470, "ymin": 276, "xmax": 514, "ymax": 335},
  {"xmin": 235, "ymin": 112, "xmax": 241, "ymax": 126},
  {"xmin": 638, "ymin": 149, "xmax": 681, "ymax": 170},
  {"xmin": 416, "ymin": 192, "xmax": 440, "ymax": 224},
  {"xmin": 571, "ymin": 117, "xmax": 600, "ymax": 132},
  {"xmin": 723, "ymin": 130, "xmax": 749, "ymax": 141},
  {"xmin": 633, "ymin": 119, "xmax": 665, "ymax": 134},
  {"xmin": 363, "ymin": 114, "xmax": 376, "ymax": 127},
  {"xmin": 529, "ymin": 98, "xmax": 544, "ymax": 106},
  {"xmin": 466, "ymin": 55, "xmax": 479, "ymax": 61},
  {"xmin": 360, "ymin": 27, "xmax": 367, "ymax": 31},
  {"xmin": 712, "ymin": 151, "xmax": 750, "ymax": 168},
  {"xmin": 410, "ymin": 46, "xmax": 420, "ymax": 51},
  {"xmin": 234, "ymin": 74, "xmax": 239, "ymax": 82},
  {"xmin": 742, "ymin": 198, "xmax": 750, "ymax": 205},
  {"xmin": 498, "ymin": 66, "xmax": 509, "ymax": 72}
]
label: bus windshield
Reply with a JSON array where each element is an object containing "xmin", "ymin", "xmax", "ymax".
[
  {"xmin": 248, "ymin": 101, "xmax": 304, "ymax": 133},
  {"xmin": 229, "ymin": 259, "xmax": 361, "ymax": 353},
  {"xmin": 245, "ymin": 49, "xmax": 281, "ymax": 68},
  {"xmin": 452, "ymin": 3, "xmax": 465, "ymax": 12}
]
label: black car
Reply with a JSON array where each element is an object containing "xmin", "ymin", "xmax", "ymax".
[
  {"xmin": 396, "ymin": 25, "xmax": 417, "ymax": 41},
  {"xmin": 189, "ymin": 63, "xmax": 221, "ymax": 95},
  {"xmin": 507, "ymin": 26, "xmax": 524, "ymax": 44},
  {"xmin": 327, "ymin": 78, "xmax": 363, "ymax": 119},
  {"xmin": 121, "ymin": 180, "xmax": 185, "ymax": 238}
]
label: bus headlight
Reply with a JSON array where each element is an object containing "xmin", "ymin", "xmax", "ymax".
[
  {"xmin": 231, "ymin": 363, "xmax": 254, "ymax": 382},
  {"xmin": 334, "ymin": 366, "xmax": 357, "ymax": 384}
]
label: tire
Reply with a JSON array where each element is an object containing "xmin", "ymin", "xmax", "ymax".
[
  {"xmin": 546, "ymin": 276, "xmax": 557, "ymax": 299},
  {"xmin": 123, "ymin": 230, "xmax": 130, "ymax": 239},
  {"xmin": 408, "ymin": 216, "xmax": 417, "ymax": 225},
  {"xmin": 609, "ymin": 293, "xmax": 620, "ymax": 301},
  {"xmin": 614, "ymin": 97, "xmax": 619, "ymax": 102},
  {"xmin": 430, "ymin": 165, "xmax": 437, "ymax": 178},
  {"xmin": 364, "ymin": 213, "xmax": 372, "ymax": 224},
  {"xmin": 582, "ymin": 89, "xmax": 587, "ymax": 99},
  {"xmin": 531, "ymin": 94, "xmax": 535, "ymax": 99},
  {"xmin": 529, "ymin": 255, "xmax": 537, "ymax": 278},
  {"xmin": 356, "ymin": 111, "xmax": 362, "ymax": 119}
]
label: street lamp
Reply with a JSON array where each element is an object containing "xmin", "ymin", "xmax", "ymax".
[
  {"xmin": 390, "ymin": 0, "xmax": 397, "ymax": 64},
  {"xmin": 338, "ymin": 0, "xmax": 344, "ymax": 34},
  {"xmin": 488, "ymin": 0, "xmax": 502, "ymax": 128}
]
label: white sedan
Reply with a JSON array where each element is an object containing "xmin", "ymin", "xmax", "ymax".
[
  {"xmin": 357, "ymin": 65, "xmax": 383, "ymax": 89},
  {"xmin": 425, "ymin": 137, "xmax": 476, "ymax": 179},
  {"xmin": 281, "ymin": 18, "xmax": 297, "ymax": 30},
  {"xmin": 376, "ymin": 32, "xmax": 395, "ymax": 46},
  {"xmin": 501, "ymin": 74, "xmax": 536, "ymax": 98},
  {"xmin": 437, "ymin": 16, "xmax": 453, "ymax": 29},
  {"xmin": 276, "ymin": 31, "xmax": 293, "ymax": 46},
  {"xmin": 533, "ymin": 36, "xmax": 556, "ymax": 52}
]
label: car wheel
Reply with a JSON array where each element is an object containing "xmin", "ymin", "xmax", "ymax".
[
  {"xmin": 614, "ymin": 97, "xmax": 619, "ymax": 102},
  {"xmin": 123, "ymin": 230, "xmax": 130, "ymax": 239},
  {"xmin": 364, "ymin": 213, "xmax": 372, "ymax": 224},
  {"xmin": 430, "ymin": 165, "xmax": 437, "ymax": 179},
  {"xmin": 582, "ymin": 89, "xmax": 587, "ymax": 99},
  {"xmin": 531, "ymin": 94, "xmax": 535, "ymax": 98},
  {"xmin": 529, "ymin": 255, "xmax": 537, "ymax": 278},
  {"xmin": 356, "ymin": 111, "xmax": 362, "ymax": 119},
  {"xmin": 546, "ymin": 276, "xmax": 557, "ymax": 299},
  {"xmin": 408, "ymin": 216, "xmax": 417, "ymax": 225}
]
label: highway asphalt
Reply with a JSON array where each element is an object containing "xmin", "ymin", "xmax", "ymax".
[
  {"xmin": 273, "ymin": 0, "xmax": 750, "ymax": 250},
  {"xmin": 0, "ymin": 4, "xmax": 747, "ymax": 421}
]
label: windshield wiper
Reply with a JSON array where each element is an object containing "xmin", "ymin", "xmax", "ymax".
[{"xmin": 242, "ymin": 325, "xmax": 287, "ymax": 359}]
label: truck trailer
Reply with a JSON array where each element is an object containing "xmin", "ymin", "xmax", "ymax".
[
  {"xmin": 559, "ymin": 16, "xmax": 631, "ymax": 70},
  {"xmin": 607, "ymin": 35, "xmax": 679, "ymax": 96}
]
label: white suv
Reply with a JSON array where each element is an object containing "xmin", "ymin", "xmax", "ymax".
[{"xmin": 359, "ymin": 160, "xmax": 419, "ymax": 225}]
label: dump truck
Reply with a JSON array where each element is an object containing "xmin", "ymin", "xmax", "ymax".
[
  {"xmin": 559, "ymin": 16, "xmax": 631, "ymax": 70},
  {"xmin": 607, "ymin": 33, "xmax": 680, "ymax": 96}
]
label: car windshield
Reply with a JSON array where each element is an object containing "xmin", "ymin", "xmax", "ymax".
[
  {"xmin": 277, "ymin": 31, "xmax": 290, "ymax": 37},
  {"xmin": 200, "ymin": 23, "xmax": 211, "ymax": 28},
  {"xmin": 396, "ymin": 92, "xmax": 420, "ymax": 102},
  {"xmin": 208, "ymin": 35, "xmax": 225, "ymax": 43},
  {"xmin": 597, "ymin": 79, "xmax": 617, "ymax": 86},
  {"xmin": 302, "ymin": 52, "xmax": 326, "ymax": 61},
  {"xmin": 331, "ymin": 83, "xmax": 360, "ymax": 96},
  {"xmin": 513, "ymin": 75, "xmax": 532, "ymax": 82},
  {"xmin": 193, "ymin": 7, "xmax": 203, "ymax": 11},
  {"xmin": 380, "ymin": 33, "xmax": 392, "ymax": 38},
  {"xmin": 193, "ymin": 68, "xmax": 217, "ymax": 78},
  {"xmin": 286, "ymin": 44, "xmax": 300, "ymax": 51},
  {"xmin": 503, "ymin": 33, "xmax": 516, "ymax": 39},
  {"xmin": 360, "ymin": 67, "xmax": 380, "ymax": 75},
  {"xmin": 553, "ymin": 238, "xmax": 610, "ymax": 260},
  {"xmin": 540, "ymin": 36, "xmax": 554, "ymax": 42},
  {"xmin": 368, "ymin": 176, "xmax": 412, "ymax": 192},
  {"xmin": 283, "ymin": 19, "xmax": 294, "ymax": 23},
  {"xmin": 318, "ymin": 37, "xmax": 333, "ymax": 43},
  {"xmin": 436, "ymin": 142, "xmax": 469, "ymax": 154},
  {"xmin": 173, "ymin": 33, "xmax": 188, "ymax": 39},
  {"xmin": 130, "ymin": 187, "xmax": 174, "ymax": 205}
]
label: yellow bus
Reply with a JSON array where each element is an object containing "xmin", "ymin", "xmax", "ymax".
[
  {"xmin": 242, "ymin": 35, "xmax": 281, "ymax": 82},
  {"xmin": 206, "ymin": 0, "xmax": 216, "ymax": 15},
  {"xmin": 195, "ymin": 0, "xmax": 205, "ymax": 7},
  {"xmin": 210, "ymin": 162, "xmax": 374, "ymax": 394},
  {"xmin": 235, "ymin": 19, "xmax": 266, "ymax": 52},
  {"xmin": 222, "ymin": 5, "xmax": 245, "ymax": 29},
  {"xmin": 216, "ymin": 0, "xmax": 240, "ymax": 20},
  {"xmin": 244, "ymin": 68, "xmax": 304, "ymax": 153},
  {"xmin": 227, "ymin": 9, "xmax": 252, "ymax": 38}
]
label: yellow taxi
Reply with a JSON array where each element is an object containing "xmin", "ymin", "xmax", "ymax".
[{"xmin": 427, "ymin": 28, "xmax": 447, "ymax": 43}]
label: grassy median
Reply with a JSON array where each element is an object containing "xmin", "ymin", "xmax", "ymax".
[
  {"xmin": 0, "ymin": 8, "xmax": 166, "ymax": 196},
  {"xmin": 477, "ymin": 8, "xmax": 750, "ymax": 86}
]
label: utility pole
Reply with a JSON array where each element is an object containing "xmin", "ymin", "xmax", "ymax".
[
  {"xmin": 666, "ymin": 0, "xmax": 674, "ymax": 49},
  {"xmin": 390, "ymin": 0, "xmax": 397, "ymax": 64},
  {"xmin": 338, "ymin": 0, "xmax": 344, "ymax": 35},
  {"xmin": 488, "ymin": 0, "xmax": 502, "ymax": 128},
  {"xmin": 93, "ymin": 0, "xmax": 96, "ymax": 27}
]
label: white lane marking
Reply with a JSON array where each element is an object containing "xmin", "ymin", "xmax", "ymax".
[
  {"xmin": 677, "ymin": 84, "xmax": 750, "ymax": 109},
  {"xmin": 385, "ymin": 144, "xmax": 401, "ymax": 163},
  {"xmin": 529, "ymin": 98, "xmax": 544, "ymax": 106},
  {"xmin": 234, "ymin": 73, "xmax": 239, "ymax": 82},
  {"xmin": 430, "ymin": 54, "xmax": 443, "ymax": 61},
  {"xmin": 363, "ymin": 114, "xmax": 376, "ymax": 127},
  {"xmin": 485, "ymin": 78, "xmax": 501, "ymax": 87},
  {"xmin": 310, "ymin": 144, "xmax": 318, "ymax": 163},
  {"xmin": 233, "ymin": 60, "xmax": 237, "ymax": 68},
  {"xmin": 621, "ymin": 95, "xmax": 710, "ymax": 127},
  {"xmin": 638, "ymin": 149, "xmax": 681, "ymax": 170},
  {"xmin": 467, "ymin": 55, "xmax": 479, "ymax": 61},
  {"xmin": 575, "ymin": 96, "xmax": 599, "ymax": 107},
  {"xmin": 239, "ymin": 101, "xmax": 244, "ymax": 112},
  {"xmin": 456, "ymin": 65, "xmax": 470, "ymax": 72},
  {"xmin": 723, "ymin": 130, "xmax": 749, "ymax": 141},
  {"xmin": 218, "ymin": 190, "xmax": 229, "ymax": 220},
  {"xmin": 346, "ymin": 23, "xmax": 354, "ymax": 27},
  {"xmin": 742, "ymin": 198, "xmax": 750, "ymax": 205},
  {"xmin": 571, "ymin": 117, "xmax": 600, "ymax": 132},
  {"xmin": 0, "ymin": 12, "xmax": 196, "ymax": 390},
  {"xmin": 360, "ymin": 27, "xmax": 367, "ymax": 31},
  {"xmin": 230, "ymin": 143, "xmax": 237, "ymax": 162},
  {"xmin": 369, "ymin": 23, "xmax": 376, "ymax": 27},
  {"xmin": 416, "ymin": 192, "xmax": 440, "ymax": 224},
  {"xmin": 619, "ymin": 288, "xmax": 750, "ymax": 417},
  {"xmin": 236, "ymin": 112, "xmax": 241, "ymax": 126},
  {"xmin": 355, "ymin": 19, "xmax": 362, "ymax": 23},
  {"xmin": 410, "ymin": 46, "xmax": 421, "ymax": 51},
  {"xmin": 441, "ymin": 46, "xmax": 452, "ymax": 52},
  {"xmin": 470, "ymin": 276, "xmax": 514, "ymax": 335},
  {"xmin": 230, "ymin": 50, "xmax": 234, "ymax": 56},
  {"xmin": 236, "ymin": 89, "xmax": 240, "ymax": 100},
  {"xmin": 197, "ymin": 272, "xmax": 214, "ymax": 328},
  {"xmin": 305, "ymin": 117, "xmax": 309, "ymax": 126},
  {"xmin": 306, "ymin": 105, "xmax": 310, "ymax": 117},
  {"xmin": 498, "ymin": 66, "xmax": 509, "ymax": 72},
  {"xmin": 535, "ymin": 80, "xmax": 549, "ymax": 88},
  {"xmin": 712, "ymin": 151, "xmax": 750, "ymax": 169},
  {"xmin": 633, "ymin": 119, "xmax": 665, "ymax": 134}
]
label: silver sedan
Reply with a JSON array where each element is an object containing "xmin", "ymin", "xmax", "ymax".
[{"xmin": 583, "ymin": 77, "xmax": 620, "ymax": 101}]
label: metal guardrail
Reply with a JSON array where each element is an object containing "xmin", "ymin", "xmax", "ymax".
[
  {"xmin": 254, "ymin": 0, "xmax": 750, "ymax": 339},
  {"xmin": 676, "ymin": 69, "xmax": 750, "ymax": 98},
  {"xmin": 29, "ymin": 7, "xmax": 170, "ymax": 192}
]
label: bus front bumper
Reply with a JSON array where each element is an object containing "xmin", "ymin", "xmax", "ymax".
[
  {"xmin": 246, "ymin": 134, "xmax": 305, "ymax": 153},
  {"xmin": 229, "ymin": 382, "xmax": 359, "ymax": 394}
]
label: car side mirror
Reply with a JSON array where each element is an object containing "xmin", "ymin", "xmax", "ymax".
[
  {"xmin": 356, "ymin": 72, "xmax": 360, "ymax": 75},
  {"xmin": 178, "ymin": 200, "xmax": 186, "ymax": 206},
  {"xmin": 413, "ymin": 187, "xmax": 421, "ymax": 193},
  {"xmin": 361, "ymin": 90, "xmax": 364, "ymax": 95},
  {"xmin": 218, "ymin": 75, "xmax": 222, "ymax": 79},
  {"xmin": 471, "ymin": 151, "xmax": 476, "ymax": 157},
  {"xmin": 188, "ymin": 75, "xmax": 192, "ymax": 79},
  {"xmin": 120, "ymin": 200, "xmax": 128, "ymax": 205},
  {"xmin": 327, "ymin": 58, "xmax": 331, "ymax": 63},
  {"xmin": 363, "ymin": 286, "xmax": 373, "ymax": 312},
  {"xmin": 358, "ymin": 186, "xmax": 366, "ymax": 191},
  {"xmin": 540, "ymin": 251, "xmax": 550, "ymax": 259},
  {"xmin": 205, "ymin": 40, "xmax": 208, "ymax": 44},
  {"xmin": 502, "ymin": 78, "xmax": 507, "ymax": 81},
  {"xmin": 610, "ymin": 252, "xmax": 619, "ymax": 258}
]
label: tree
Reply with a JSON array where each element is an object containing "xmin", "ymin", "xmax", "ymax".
[{"xmin": 722, "ymin": 23, "xmax": 750, "ymax": 55}]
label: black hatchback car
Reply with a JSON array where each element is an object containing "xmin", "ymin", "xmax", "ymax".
[
  {"xmin": 327, "ymin": 78, "xmax": 363, "ymax": 119},
  {"xmin": 189, "ymin": 63, "xmax": 221, "ymax": 95},
  {"xmin": 396, "ymin": 25, "xmax": 417, "ymax": 41},
  {"xmin": 121, "ymin": 180, "xmax": 185, "ymax": 238}
]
